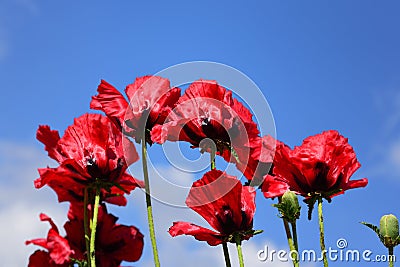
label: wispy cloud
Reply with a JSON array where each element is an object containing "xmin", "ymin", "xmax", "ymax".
[
  {"xmin": 372, "ymin": 88, "xmax": 400, "ymax": 139},
  {"xmin": 364, "ymin": 88, "xmax": 400, "ymax": 182},
  {"xmin": 0, "ymin": 140, "xmax": 68, "ymax": 267}
]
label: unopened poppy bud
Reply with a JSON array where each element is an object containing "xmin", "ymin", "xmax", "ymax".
[
  {"xmin": 273, "ymin": 191, "xmax": 301, "ymax": 223},
  {"xmin": 282, "ymin": 191, "xmax": 300, "ymax": 212},
  {"xmin": 379, "ymin": 214, "xmax": 399, "ymax": 247}
]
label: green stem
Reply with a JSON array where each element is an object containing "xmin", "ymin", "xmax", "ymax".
[
  {"xmin": 83, "ymin": 188, "xmax": 91, "ymax": 267},
  {"xmin": 291, "ymin": 222, "xmax": 299, "ymax": 252},
  {"xmin": 234, "ymin": 235, "xmax": 245, "ymax": 267},
  {"xmin": 318, "ymin": 197, "xmax": 328, "ymax": 267},
  {"xmin": 142, "ymin": 137, "xmax": 160, "ymax": 267},
  {"xmin": 222, "ymin": 243, "xmax": 232, "ymax": 267},
  {"xmin": 89, "ymin": 186, "xmax": 100, "ymax": 267},
  {"xmin": 278, "ymin": 197, "xmax": 299, "ymax": 267},
  {"xmin": 388, "ymin": 247, "xmax": 394, "ymax": 267}
]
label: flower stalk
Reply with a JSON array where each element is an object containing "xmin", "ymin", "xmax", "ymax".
[
  {"xmin": 291, "ymin": 222, "xmax": 299, "ymax": 252},
  {"xmin": 318, "ymin": 197, "xmax": 328, "ymax": 267},
  {"xmin": 282, "ymin": 218, "xmax": 299, "ymax": 267},
  {"xmin": 142, "ymin": 135, "xmax": 160, "ymax": 267},
  {"xmin": 275, "ymin": 193, "xmax": 300, "ymax": 267},
  {"xmin": 389, "ymin": 246, "xmax": 394, "ymax": 267},
  {"xmin": 222, "ymin": 243, "xmax": 232, "ymax": 267},
  {"xmin": 235, "ymin": 235, "xmax": 245, "ymax": 267},
  {"xmin": 89, "ymin": 185, "xmax": 101, "ymax": 267},
  {"xmin": 83, "ymin": 187, "xmax": 91, "ymax": 267}
]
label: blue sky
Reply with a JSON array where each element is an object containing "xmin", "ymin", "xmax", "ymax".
[{"xmin": 1, "ymin": 1, "xmax": 400, "ymax": 266}]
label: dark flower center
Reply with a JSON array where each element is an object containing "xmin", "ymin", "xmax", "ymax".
[
  {"xmin": 86, "ymin": 157, "xmax": 103, "ymax": 179},
  {"xmin": 216, "ymin": 205, "xmax": 236, "ymax": 235},
  {"xmin": 313, "ymin": 161, "xmax": 331, "ymax": 191}
]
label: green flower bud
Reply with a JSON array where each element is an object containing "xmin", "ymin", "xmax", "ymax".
[
  {"xmin": 282, "ymin": 191, "xmax": 301, "ymax": 212},
  {"xmin": 379, "ymin": 214, "xmax": 399, "ymax": 248},
  {"xmin": 273, "ymin": 191, "xmax": 301, "ymax": 223}
]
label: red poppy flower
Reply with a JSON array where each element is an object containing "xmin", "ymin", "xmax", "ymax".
[
  {"xmin": 35, "ymin": 113, "xmax": 142, "ymax": 205},
  {"xmin": 91, "ymin": 76, "xmax": 181, "ymax": 144},
  {"xmin": 169, "ymin": 169, "xmax": 256, "ymax": 246},
  {"xmin": 65, "ymin": 204, "xmax": 144, "ymax": 266},
  {"xmin": 26, "ymin": 214, "xmax": 74, "ymax": 266},
  {"xmin": 261, "ymin": 130, "xmax": 368, "ymax": 200},
  {"xmin": 151, "ymin": 79, "xmax": 259, "ymax": 162}
]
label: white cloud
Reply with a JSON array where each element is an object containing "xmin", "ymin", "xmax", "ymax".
[{"xmin": 0, "ymin": 140, "xmax": 68, "ymax": 267}]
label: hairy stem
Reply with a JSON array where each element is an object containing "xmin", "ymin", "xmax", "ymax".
[
  {"xmin": 142, "ymin": 137, "xmax": 160, "ymax": 267},
  {"xmin": 278, "ymin": 197, "xmax": 299, "ymax": 267},
  {"xmin": 83, "ymin": 187, "xmax": 91, "ymax": 267},
  {"xmin": 318, "ymin": 197, "xmax": 328, "ymax": 267},
  {"xmin": 235, "ymin": 236, "xmax": 245, "ymax": 267},
  {"xmin": 291, "ymin": 222, "xmax": 299, "ymax": 252},
  {"xmin": 89, "ymin": 186, "xmax": 100, "ymax": 267}
]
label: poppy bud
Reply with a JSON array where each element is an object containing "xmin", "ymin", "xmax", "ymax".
[
  {"xmin": 379, "ymin": 214, "xmax": 399, "ymax": 247},
  {"xmin": 274, "ymin": 191, "xmax": 301, "ymax": 223}
]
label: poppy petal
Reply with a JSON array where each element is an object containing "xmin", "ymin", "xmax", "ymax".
[{"xmin": 168, "ymin": 222, "xmax": 224, "ymax": 246}]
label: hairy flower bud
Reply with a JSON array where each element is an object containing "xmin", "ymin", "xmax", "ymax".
[
  {"xmin": 273, "ymin": 191, "xmax": 301, "ymax": 223},
  {"xmin": 379, "ymin": 214, "xmax": 399, "ymax": 247}
]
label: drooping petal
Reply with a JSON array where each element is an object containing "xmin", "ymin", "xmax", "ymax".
[
  {"xmin": 26, "ymin": 214, "xmax": 73, "ymax": 265},
  {"xmin": 46, "ymin": 230, "xmax": 73, "ymax": 264},
  {"xmin": 36, "ymin": 167, "xmax": 87, "ymax": 203},
  {"xmin": 342, "ymin": 178, "xmax": 369, "ymax": 191},
  {"xmin": 36, "ymin": 125, "xmax": 64, "ymax": 163},
  {"xmin": 168, "ymin": 222, "xmax": 224, "ymax": 246},
  {"xmin": 261, "ymin": 175, "xmax": 290, "ymax": 198}
]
